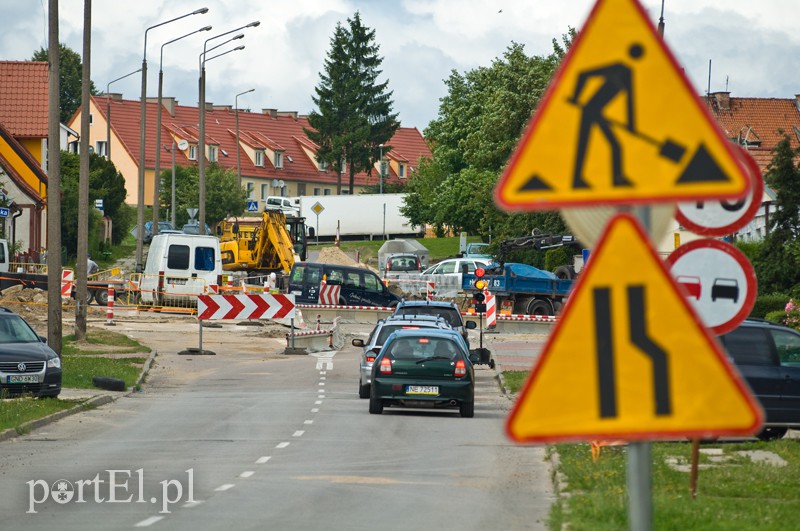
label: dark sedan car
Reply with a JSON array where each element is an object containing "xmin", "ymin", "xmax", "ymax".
[
  {"xmin": 369, "ymin": 328, "xmax": 476, "ymax": 417},
  {"xmin": 0, "ymin": 308, "xmax": 61, "ymax": 398}
]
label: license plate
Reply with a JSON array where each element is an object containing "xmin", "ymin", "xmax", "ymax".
[
  {"xmin": 8, "ymin": 374, "xmax": 38, "ymax": 384},
  {"xmin": 407, "ymin": 385, "xmax": 439, "ymax": 395}
]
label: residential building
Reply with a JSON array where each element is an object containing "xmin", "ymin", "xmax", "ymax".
[
  {"xmin": 70, "ymin": 95, "xmax": 431, "ymax": 208},
  {"xmin": 0, "ymin": 61, "xmax": 56, "ymax": 257}
]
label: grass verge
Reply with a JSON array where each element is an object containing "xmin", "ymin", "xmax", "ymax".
[
  {"xmin": 502, "ymin": 370, "xmax": 529, "ymax": 394},
  {"xmin": 550, "ymin": 439, "xmax": 800, "ymax": 530},
  {"xmin": 330, "ymin": 235, "xmax": 482, "ymax": 265},
  {"xmin": 0, "ymin": 398, "xmax": 77, "ymax": 433},
  {"xmin": 61, "ymin": 356, "xmax": 147, "ymax": 389},
  {"xmin": 62, "ymin": 328, "xmax": 151, "ymax": 356}
]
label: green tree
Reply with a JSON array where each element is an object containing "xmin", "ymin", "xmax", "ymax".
[
  {"xmin": 402, "ymin": 34, "xmax": 574, "ymax": 241},
  {"xmin": 32, "ymin": 43, "xmax": 97, "ymax": 124},
  {"xmin": 306, "ymin": 12, "xmax": 399, "ymax": 194},
  {"xmin": 754, "ymin": 134, "xmax": 800, "ymax": 292},
  {"xmin": 159, "ymin": 163, "xmax": 246, "ymax": 228}
]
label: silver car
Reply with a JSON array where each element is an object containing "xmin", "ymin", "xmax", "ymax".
[{"xmin": 352, "ymin": 314, "xmax": 452, "ymax": 399}]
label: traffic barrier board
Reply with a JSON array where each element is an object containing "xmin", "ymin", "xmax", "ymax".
[
  {"xmin": 197, "ymin": 293, "xmax": 296, "ymax": 320},
  {"xmin": 495, "ymin": 0, "xmax": 751, "ymax": 210},
  {"xmin": 506, "ymin": 213, "xmax": 762, "ymax": 443}
]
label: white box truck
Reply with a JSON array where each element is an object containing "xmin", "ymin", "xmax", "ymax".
[{"xmin": 298, "ymin": 193, "xmax": 422, "ymax": 240}]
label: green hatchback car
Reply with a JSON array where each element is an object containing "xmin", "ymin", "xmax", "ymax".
[{"xmin": 369, "ymin": 329, "xmax": 476, "ymax": 417}]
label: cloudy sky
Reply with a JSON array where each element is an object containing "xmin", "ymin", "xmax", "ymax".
[{"xmin": 1, "ymin": 0, "xmax": 798, "ymax": 131}]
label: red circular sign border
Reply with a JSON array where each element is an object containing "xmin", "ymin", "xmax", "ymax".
[
  {"xmin": 665, "ymin": 238, "xmax": 757, "ymax": 335},
  {"xmin": 675, "ymin": 149, "xmax": 763, "ymax": 237}
]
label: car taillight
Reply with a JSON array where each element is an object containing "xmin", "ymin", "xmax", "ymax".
[
  {"xmin": 366, "ymin": 355, "xmax": 376, "ymax": 363},
  {"xmin": 454, "ymin": 359, "xmax": 467, "ymax": 377},
  {"xmin": 386, "ymin": 260, "xmax": 391, "ymax": 271},
  {"xmin": 379, "ymin": 357, "xmax": 393, "ymax": 375}
]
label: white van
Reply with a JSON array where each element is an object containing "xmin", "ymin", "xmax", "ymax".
[
  {"xmin": 264, "ymin": 196, "xmax": 299, "ymax": 214},
  {"xmin": 139, "ymin": 234, "xmax": 222, "ymax": 306}
]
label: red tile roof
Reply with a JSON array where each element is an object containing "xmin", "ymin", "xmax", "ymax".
[
  {"xmin": 704, "ymin": 93, "xmax": 800, "ymax": 173},
  {"xmin": 91, "ymin": 96, "xmax": 431, "ymax": 188},
  {"xmin": 0, "ymin": 61, "xmax": 49, "ymax": 138}
]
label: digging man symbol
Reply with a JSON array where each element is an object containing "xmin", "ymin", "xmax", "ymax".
[{"xmin": 568, "ymin": 43, "xmax": 645, "ymax": 190}]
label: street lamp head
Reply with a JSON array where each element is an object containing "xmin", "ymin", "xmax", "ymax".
[
  {"xmin": 234, "ymin": 45, "xmax": 245, "ymax": 51},
  {"xmin": 233, "ymin": 33, "xmax": 244, "ymax": 41},
  {"xmin": 247, "ymin": 21, "xmax": 261, "ymax": 28},
  {"xmin": 193, "ymin": 7, "xmax": 209, "ymax": 14},
  {"xmin": 200, "ymin": 25, "xmax": 212, "ymax": 32}
]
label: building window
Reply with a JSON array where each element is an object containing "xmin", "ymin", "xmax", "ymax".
[
  {"xmin": 96, "ymin": 140, "xmax": 108, "ymax": 157},
  {"xmin": 341, "ymin": 189, "xmax": 350, "ymax": 195},
  {"xmin": 208, "ymin": 145, "xmax": 218, "ymax": 162},
  {"xmin": 318, "ymin": 159, "xmax": 328, "ymax": 171},
  {"xmin": 261, "ymin": 184, "xmax": 269, "ymax": 199},
  {"xmin": 246, "ymin": 182, "xmax": 254, "ymax": 199},
  {"xmin": 324, "ymin": 188, "xmax": 332, "ymax": 195},
  {"xmin": 313, "ymin": 187, "xmax": 321, "ymax": 195},
  {"xmin": 188, "ymin": 145, "xmax": 197, "ymax": 161},
  {"xmin": 297, "ymin": 183, "xmax": 306, "ymax": 195},
  {"xmin": 255, "ymin": 150, "xmax": 264, "ymax": 167},
  {"xmin": 274, "ymin": 151, "xmax": 283, "ymax": 169},
  {"xmin": 399, "ymin": 164, "xmax": 405, "ymax": 178},
  {"xmin": 89, "ymin": 113, "xmax": 93, "ymax": 125}
]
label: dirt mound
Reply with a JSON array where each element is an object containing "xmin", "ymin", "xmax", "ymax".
[
  {"xmin": 316, "ymin": 247, "xmax": 363, "ymax": 267},
  {"xmin": 0, "ymin": 286, "xmax": 50, "ymax": 323}
]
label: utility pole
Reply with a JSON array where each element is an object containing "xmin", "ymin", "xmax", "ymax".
[
  {"xmin": 75, "ymin": 0, "xmax": 91, "ymax": 338},
  {"xmin": 46, "ymin": 0, "xmax": 63, "ymax": 354}
]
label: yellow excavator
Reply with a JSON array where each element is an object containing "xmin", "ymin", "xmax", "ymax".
[{"xmin": 217, "ymin": 210, "xmax": 307, "ymax": 275}]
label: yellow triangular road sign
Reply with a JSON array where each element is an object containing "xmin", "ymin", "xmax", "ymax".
[
  {"xmin": 506, "ymin": 214, "xmax": 762, "ymax": 443},
  {"xmin": 495, "ymin": 0, "xmax": 751, "ymax": 210}
]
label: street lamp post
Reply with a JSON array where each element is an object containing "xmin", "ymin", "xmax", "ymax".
[
  {"xmin": 152, "ymin": 25, "xmax": 212, "ymax": 238},
  {"xmin": 136, "ymin": 6, "xmax": 208, "ymax": 273},
  {"xmin": 198, "ymin": 21, "xmax": 259, "ymax": 231},
  {"xmin": 235, "ymin": 88, "xmax": 254, "ymax": 190},
  {"xmin": 379, "ymin": 143, "xmax": 384, "ymax": 194},
  {"xmin": 106, "ymin": 68, "xmax": 141, "ymax": 161}
]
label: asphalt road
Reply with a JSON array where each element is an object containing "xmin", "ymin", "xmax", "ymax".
[{"xmin": 0, "ymin": 318, "xmax": 554, "ymax": 530}]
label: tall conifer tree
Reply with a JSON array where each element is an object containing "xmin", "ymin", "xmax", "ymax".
[{"xmin": 307, "ymin": 12, "xmax": 398, "ymax": 194}]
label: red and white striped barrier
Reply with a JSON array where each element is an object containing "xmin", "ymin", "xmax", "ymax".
[
  {"xmin": 106, "ymin": 285, "xmax": 115, "ymax": 325},
  {"xmin": 298, "ymin": 304, "xmax": 395, "ymax": 311},
  {"xmin": 61, "ymin": 269, "xmax": 74, "ymax": 299},
  {"xmin": 318, "ymin": 283, "xmax": 341, "ymax": 305},
  {"xmin": 484, "ymin": 287, "xmax": 496, "ymax": 328},
  {"xmin": 426, "ymin": 281, "xmax": 435, "ymax": 300},
  {"xmin": 495, "ymin": 313, "xmax": 558, "ymax": 322},
  {"xmin": 197, "ymin": 293, "xmax": 296, "ymax": 320}
]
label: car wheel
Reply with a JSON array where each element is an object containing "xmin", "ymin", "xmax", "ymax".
[
  {"xmin": 358, "ymin": 380, "xmax": 370, "ymax": 399},
  {"xmin": 460, "ymin": 400, "xmax": 474, "ymax": 418},
  {"xmin": 368, "ymin": 386, "xmax": 383, "ymax": 414},
  {"xmin": 554, "ymin": 265, "xmax": 575, "ymax": 280},
  {"xmin": 488, "ymin": 359, "xmax": 496, "ymax": 370},
  {"xmin": 756, "ymin": 427, "xmax": 788, "ymax": 441}
]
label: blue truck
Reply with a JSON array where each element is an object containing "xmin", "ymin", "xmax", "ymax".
[{"xmin": 461, "ymin": 262, "xmax": 574, "ymax": 316}]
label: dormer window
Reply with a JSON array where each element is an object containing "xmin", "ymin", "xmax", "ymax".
[
  {"xmin": 318, "ymin": 159, "xmax": 328, "ymax": 172},
  {"xmin": 208, "ymin": 145, "xmax": 218, "ymax": 162},
  {"xmin": 274, "ymin": 151, "xmax": 283, "ymax": 169},
  {"xmin": 399, "ymin": 164, "xmax": 405, "ymax": 178},
  {"xmin": 255, "ymin": 150, "xmax": 264, "ymax": 167},
  {"xmin": 188, "ymin": 145, "xmax": 197, "ymax": 161}
]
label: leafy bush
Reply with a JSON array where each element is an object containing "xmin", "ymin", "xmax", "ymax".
[
  {"xmin": 765, "ymin": 310, "xmax": 787, "ymax": 324},
  {"xmin": 544, "ymin": 247, "xmax": 570, "ymax": 271},
  {"xmin": 751, "ymin": 293, "xmax": 790, "ymax": 319}
]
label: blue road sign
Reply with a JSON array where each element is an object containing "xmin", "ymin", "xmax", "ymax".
[
  {"xmin": 247, "ymin": 200, "xmax": 259, "ymax": 213},
  {"xmin": 0, "ymin": 208, "xmax": 8, "ymax": 218}
]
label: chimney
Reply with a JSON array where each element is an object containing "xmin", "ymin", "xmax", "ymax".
[
  {"xmin": 101, "ymin": 92, "xmax": 123, "ymax": 102},
  {"xmin": 277, "ymin": 111, "xmax": 298, "ymax": 119},
  {"xmin": 213, "ymin": 104, "xmax": 232, "ymax": 111},
  {"xmin": 161, "ymin": 97, "xmax": 177, "ymax": 116},
  {"xmin": 712, "ymin": 91, "xmax": 730, "ymax": 111},
  {"xmin": 794, "ymin": 94, "xmax": 800, "ymax": 113},
  {"xmin": 204, "ymin": 102, "xmax": 214, "ymax": 112},
  {"xmin": 262, "ymin": 108, "xmax": 278, "ymax": 118}
]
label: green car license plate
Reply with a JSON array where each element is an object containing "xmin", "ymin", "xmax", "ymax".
[
  {"xmin": 8, "ymin": 374, "xmax": 38, "ymax": 384},
  {"xmin": 407, "ymin": 385, "xmax": 439, "ymax": 396}
]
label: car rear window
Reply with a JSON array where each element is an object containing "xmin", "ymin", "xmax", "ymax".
[
  {"xmin": 721, "ymin": 327, "xmax": 775, "ymax": 366},
  {"xmin": 389, "ymin": 256, "xmax": 418, "ymax": 271},
  {"xmin": 386, "ymin": 336, "xmax": 460, "ymax": 360},
  {"xmin": 395, "ymin": 307, "xmax": 461, "ymax": 328},
  {"xmin": 377, "ymin": 325, "xmax": 422, "ymax": 346}
]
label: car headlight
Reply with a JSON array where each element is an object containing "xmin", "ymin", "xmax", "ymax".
[{"xmin": 47, "ymin": 356, "xmax": 61, "ymax": 369}]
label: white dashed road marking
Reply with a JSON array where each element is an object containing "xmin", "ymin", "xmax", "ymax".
[
  {"xmin": 256, "ymin": 456, "xmax": 271, "ymax": 464},
  {"xmin": 135, "ymin": 516, "xmax": 164, "ymax": 527},
  {"xmin": 215, "ymin": 484, "xmax": 235, "ymax": 492},
  {"xmin": 293, "ymin": 430, "xmax": 305, "ymax": 437},
  {"xmin": 240, "ymin": 471, "xmax": 255, "ymax": 478},
  {"xmin": 276, "ymin": 442, "xmax": 290, "ymax": 449}
]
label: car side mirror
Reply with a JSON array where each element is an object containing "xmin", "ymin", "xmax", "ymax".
[
  {"xmin": 469, "ymin": 351, "xmax": 480, "ymax": 364},
  {"xmin": 465, "ymin": 321, "xmax": 477, "ymax": 330},
  {"xmin": 352, "ymin": 338, "xmax": 365, "ymax": 347}
]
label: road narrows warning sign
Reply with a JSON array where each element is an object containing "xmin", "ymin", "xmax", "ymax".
[
  {"xmin": 495, "ymin": 0, "xmax": 751, "ymax": 210},
  {"xmin": 505, "ymin": 213, "xmax": 762, "ymax": 443}
]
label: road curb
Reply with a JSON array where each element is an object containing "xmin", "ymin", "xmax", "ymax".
[{"xmin": 0, "ymin": 349, "xmax": 158, "ymax": 443}]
